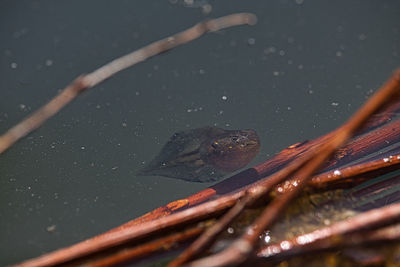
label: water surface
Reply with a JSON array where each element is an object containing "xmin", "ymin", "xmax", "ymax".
[{"xmin": 0, "ymin": 1, "xmax": 399, "ymax": 265}]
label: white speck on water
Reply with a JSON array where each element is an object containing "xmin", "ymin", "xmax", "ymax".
[
  {"xmin": 331, "ymin": 102, "xmax": 339, "ymax": 106},
  {"xmin": 222, "ymin": 95, "xmax": 228, "ymax": 101},
  {"xmin": 273, "ymin": 71, "xmax": 279, "ymax": 76},
  {"xmin": 247, "ymin": 38, "xmax": 256, "ymax": 45},
  {"xmin": 199, "ymin": 69, "xmax": 205, "ymax": 74},
  {"xmin": 279, "ymin": 50, "xmax": 285, "ymax": 56},
  {"xmin": 46, "ymin": 225, "xmax": 56, "ymax": 232},
  {"xmin": 11, "ymin": 62, "xmax": 17, "ymax": 69},
  {"xmin": 202, "ymin": 4, "xmax": 212, "ymax": 14},
  {"xmin": 287, "ymin": 106, "xmax": 292, "ymax": 111},
  {"xmin": 295, "ymin": 0, "xmax": 304, "ymax": 4},
  {"xmin": 80, "ymin": 146, "xmax": 85, "ymax": 150},
  {"xmin": 336, "ymin": 51, "xmax": 343, "ymax": 57},
  {"xmin": 264, "ymin": 46, "xmax": 276, "ymax": 54},
  {"xmin": 187, "ymin": 106, "xmax": 203, "ymax": 113},
  {"xmin": 135, "ymin": 91, "xmax": 140, "ymax": 96},
  {"xmin": 45, "ymin": 59, "xmax": 53, "ymax": 66},
  {"xmin": 358, "ymin": 33, "xmax": 367, "ymax": 41},
  {"xmin": 333, "ymin": 170, "xmax": 342, "ymax": 176},
  {"xmin": 298, "ymin": 64, "xmax": 304, "ymax": 70}
]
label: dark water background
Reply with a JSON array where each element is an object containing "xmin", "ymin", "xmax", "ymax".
[{"xmin": 0, "ymin": 0, "xmax": 399, "ymax": 265}]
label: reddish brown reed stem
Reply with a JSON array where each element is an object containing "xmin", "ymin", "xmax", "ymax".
[
  {"xmin": 256, "ymin": 202, "xmax": 400, "ymax": 262},
  {"xmin": 280, "ymin": 150, "xmax": 400, "ymax": 193},
  {"xmin": 84, "ymin": 223, "xmax": 207, "ymax": 267}
]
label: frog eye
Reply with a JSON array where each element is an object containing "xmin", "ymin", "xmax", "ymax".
[{"xmin": 211, "ymin": 141, "xmax": 219, "ymax": 149}]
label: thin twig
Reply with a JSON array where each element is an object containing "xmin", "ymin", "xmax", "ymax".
[
  {"xmin": 0, "ymin": 13, "xmax": 257, "ymax": 155},
  {"xmin": 185, "ymin": 69, "xmax": 400, "ymax": 267}
]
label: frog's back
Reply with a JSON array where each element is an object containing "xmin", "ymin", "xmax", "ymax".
[{"xmin": 137, "ymin": 126, "xmax": 226, "ymax": 182}]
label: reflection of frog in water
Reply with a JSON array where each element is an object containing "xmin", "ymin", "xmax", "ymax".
[{"xmin": 137, "ymin": 126, "xmax": 260, "ymax": 182}]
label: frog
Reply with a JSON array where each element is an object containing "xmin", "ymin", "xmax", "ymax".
[{"xmin": 137, "ymin": 126, "xmax": 260, "ymax": 182}]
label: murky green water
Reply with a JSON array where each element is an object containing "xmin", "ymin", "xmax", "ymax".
[{"xmin": 0, "ymin": 1, "xmax": 399, "ymax": 265}]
